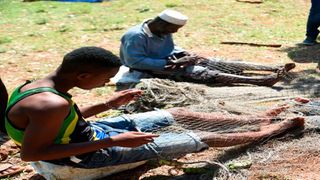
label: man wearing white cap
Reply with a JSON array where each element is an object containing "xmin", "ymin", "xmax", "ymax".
[
  {"xmin": 116, "ymin": 9, "xmax": 190, "ymax": 73},
  {"xmin": 112, "ymin": 9, "xmax": 201, "ymax": 85},
  {"xmin": 112, "ymin": 9, "xmax": 295, "ymax": 87}
]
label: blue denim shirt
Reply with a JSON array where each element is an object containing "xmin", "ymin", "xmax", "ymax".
[{"xmin": 119, "ymin": 20, "xmax": 184, "ymax": 71}]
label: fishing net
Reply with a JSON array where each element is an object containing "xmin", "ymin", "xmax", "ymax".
[
  {"xmin": 118, "ymin": 72, "xmax": 319, "ymax": 179},
  {"xmin": 111, "ymin": 56, "xmax": 319, "ymax": 179},
  {"xmin": 121, "ymin": 56, "xmax": 319, "ymax": 137},
  {"xmin": 197, "ymin": 57, "xmax": 284, "ymax": 76},
  {"xmin": 125, "ymin": 74, "xmax": 319, "ymax": 115},
  {"xmin": 163, "ymin": 57, "xmax": 297, "ymax": 87},
  {"xmin": 122, "ymin": 77, "xmax": 316, "ymax": 138}
]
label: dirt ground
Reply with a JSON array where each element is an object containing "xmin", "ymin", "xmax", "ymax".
[{"xmin": 0, "ymin": 41, "xmax": 319, "ymax": 179}]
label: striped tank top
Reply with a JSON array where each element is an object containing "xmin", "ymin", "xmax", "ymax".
[{"xmin": 5, "ymin": 81, "xmax": 95, "ymax": 147}]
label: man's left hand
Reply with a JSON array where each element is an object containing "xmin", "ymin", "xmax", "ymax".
[{"xmin": 106, "ymin": 89, "xmax": 143, "ymax": 109}]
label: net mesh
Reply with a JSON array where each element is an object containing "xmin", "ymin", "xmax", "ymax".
[
  {"xmin": 119, "ymin": 69, "xmax": 319, "ymax": 179},
  {"xmin": 159, "ymin": 57, "xmax": 298, "ymax": 87},
  {"xmin": 198, "ymin": 57, "xmax": 283, "ymax": 75},
  {"xmin": 123, "ymin": 76, "xmax": 319, "ymax": 135},
  {"xmin": 123, "ymin": 78, "xmax": 317, "ymax": 136},
  {"xmin": 125, "ymin": 57, "xmax": 318, "ymax": 113}
]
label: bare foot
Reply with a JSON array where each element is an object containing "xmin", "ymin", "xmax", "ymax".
[
  {"xmin": 260, "ymin": 117, "xmax": 304, "ymax": 132},
  {"xmin": 256, "ymin": 104, "xmax": 289, "ymax": 126},
  {"xmin": 258, "ymin": 73, "xmax": 281, "ymax": 87},
  {"xmin": 275, "ymin": 63, "xmax": 296, "ymax": 73},
  {"xmin": 262, "ymin": 104, "xmax": 289, "ymax": 117},
  {"xmin": 260, "ymin": 63, "xmax": 295, "ymax": 87},
  {"xmin": 294, "ymin": 97, "xmax": 310, "ymax": 104},
  {"xmin": 284, "ymin": 63, "xmax": 296, "ymax": 72}
]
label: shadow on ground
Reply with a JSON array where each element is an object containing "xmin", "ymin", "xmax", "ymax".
[{"xmin": 280, "ymin": 44, "xmax": 320, "ymax": 65}]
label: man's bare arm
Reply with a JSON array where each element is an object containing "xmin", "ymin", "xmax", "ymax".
[
  {"xmin": 20, "ymin": 93, "xmax": 156, "ymax": 161},
  {"xmin": 79, "ymin": 89, "xmax": 143, "ymax": 118}
]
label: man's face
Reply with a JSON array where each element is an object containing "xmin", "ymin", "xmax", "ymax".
[
  {"xmin": 157, "ymin": 24, "xmax": 183, "ymax": 36},
  {"xmin": 77, "ymin": 67, "xmax": 119, "ymax": 90}
]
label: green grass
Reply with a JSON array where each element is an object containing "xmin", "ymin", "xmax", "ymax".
[
  {"xmin": 0, "ymin": 36, "xmax": 12, "ymax": 44},
  {"xmin": 0, "ymin": 0, "xmax": 308, "ymax": 52},
  {"xmin": 0, "ymin": 0, "xmax": 315, "ymax": 88}
]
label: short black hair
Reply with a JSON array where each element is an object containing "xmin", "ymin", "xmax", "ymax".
[{"xmin": 59, "ymin": 46, "xmax": 121, "ymax": 73}]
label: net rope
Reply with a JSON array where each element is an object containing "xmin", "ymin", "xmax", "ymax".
[
  {"xmin": 116, "ymin": 61, "xmax": 319, "ymax": 179},
  {"xmin": 121, "ymin": 77, "xmax": 318, "ymax": 145}
]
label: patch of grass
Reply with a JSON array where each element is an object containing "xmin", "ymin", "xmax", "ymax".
[
  {"xmin": 27, "ymin": 32, "xmax": 43, "ymax": 37},
  {"xmin": 58, "ymin": 25, "xmax": 72, "ymax": 33},
  {"xmin": 35, "ymin": 18, "xmax": 48, "ymax": 25},
  {"xmin": 35, "ymin": 8, "xmax": 46, "ymax": 13},
  {"xmin": 0, "ymin": 47, "xmax": 7, "ymax": 53},
  {"xmin": 135, "ymin": 7, "xmax": 150, "ymax": 13},
  {"xmin": 165, "ymin": 3, "xmax": 178, "ymax": 8},
  {"xmin": 82, "ymin": 27, "xmax": 97, "ymax": 31},
  {"xmin": 103, "ymin": 26, "xmax": 124, "ymax": 32},
  {"xmin": 0, "ymin": 0, "xmax": 314, "ymax": 78},
  {"xmin": 0, "ymin": 0, "xmax": 308, "ymax": 49},
  {"xmin": 69, "ymin": 5, "xmax": 92, "ymax": 15},
  {"xmin": 0, "ymin": 36, "xmax": 12, "ymax": 44}
]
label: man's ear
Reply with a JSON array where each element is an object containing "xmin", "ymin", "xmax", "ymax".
[{"xmin": 76, "ymin": 73, "xmax": 91, "ymax": 81}]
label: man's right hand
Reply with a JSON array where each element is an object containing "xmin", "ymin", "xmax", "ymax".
[
  {"xmin": 109, "ymin": 131, "xmax": 159, "ymax": 147},
  {"xmin": 165, "ymin": 54, "xmax": 199, "ymax": 70}
]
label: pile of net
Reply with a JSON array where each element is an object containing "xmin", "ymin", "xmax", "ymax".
[
  {"xmin": 117, "ymin": 78, "xmax": 318, "ymax": 141},
  {"xmin": 120, "ymin": 76, "xmax": 319, "ymax": 179}
]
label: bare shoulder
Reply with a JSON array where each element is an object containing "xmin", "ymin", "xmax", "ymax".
[{"xmin": 21, "ymin": 92, "xmax": 70, "ymax": 115}]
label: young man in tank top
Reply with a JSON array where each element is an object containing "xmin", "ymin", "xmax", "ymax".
[{"xmin": 5, "ymin": 47, "xmax": 303, "ymax": 169}]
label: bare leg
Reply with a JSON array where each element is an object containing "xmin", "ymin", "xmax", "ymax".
[
  {"xmin": 261, "ymin": 104, "xmax": 289, "ymax": 117},
  {"xmin": 167, "ymin": 107, "xmax": 303, "ymax": 147},
  {"xmin": 187, "ymin": 64, "xmax": 294, "ymax": 87},
  {"xmin": 197, "ymin": 117, "xmax": 304, "ymax": 147},
  {"xmin": 198, "ymin": 58, "xmax": 295, "ymax": 73},
  {"xmin": 215, "ymin": 72, "xmax": 281, "ymax": 86},
  {"xmin": 167, "ymin": 105, "xmax": 288, "ymax": 127},
  {"xmin": 212, "ymin": 64, "xmax": 295, "ymax": 87},
  {"xmin": 199, "ymin": 59, "xmax": 279, "ymax": 72},
  {"xmin": 190, "ymin": 60, "xmax": 295, "ymax": 86}
]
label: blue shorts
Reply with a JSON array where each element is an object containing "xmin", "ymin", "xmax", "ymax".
[{"xmin": 76, "ymin": 110, "xmax": 208, "ymax": 168}]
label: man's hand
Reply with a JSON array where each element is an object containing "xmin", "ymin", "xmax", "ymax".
[
  {"xmin": 167, "ymin": 51, "xmax": 190, "ymax": 59},
  {"xmin": 109, "ymin": 131, "xmax": 159, "ymax": 147},
  {"xmin": 165, "ymin": 54, "xmax": 199, "ymax": 70},
  {"xmin": 106, "ymin": 89, "xmax": 143, "ymax": 109}
]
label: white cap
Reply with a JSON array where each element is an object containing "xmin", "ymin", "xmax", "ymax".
[{"xmin": 158, "ymin": 9, "xmax": 188, "ymax": 26}]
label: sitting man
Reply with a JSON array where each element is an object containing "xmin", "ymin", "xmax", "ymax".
[
  {"xmin": 112, "ymin": 9, "xmax": 295, "ymax": 87},
  {"xmin": 5, "ymin": 47, "xmax": 303, "ymax": 172}
]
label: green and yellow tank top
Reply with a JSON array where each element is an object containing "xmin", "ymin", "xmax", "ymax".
[{"xmin": 5, "ymin": 81, "xmax": 95, "ymax": 147}]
